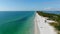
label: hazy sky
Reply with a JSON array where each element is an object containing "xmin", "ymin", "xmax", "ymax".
[{"xmin": 0, "ymin": 0, "xmax": 60, "ymax": 11}]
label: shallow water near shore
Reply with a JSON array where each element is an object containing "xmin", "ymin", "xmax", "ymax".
[{"xmin": 0, "ymin": 11, "xmax": 35, "ymax": 34}]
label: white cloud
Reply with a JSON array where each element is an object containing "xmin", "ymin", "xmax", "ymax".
[{"xmin": 42, "ymin": 7, "xmax": 60, "ymax": 11}]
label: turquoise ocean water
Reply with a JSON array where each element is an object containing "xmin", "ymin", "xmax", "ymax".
[{"xmin": 0, "ymin": 11, "xmax": 36, "ymax": 34}]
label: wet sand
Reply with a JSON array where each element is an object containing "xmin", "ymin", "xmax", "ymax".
[
  {"xmin": 34, "ymin": 13, "xmax": 40, "ymax": 34},
  {"xmin": 34, "ymin": 20, "xmax": 40, "ymax": 34}
]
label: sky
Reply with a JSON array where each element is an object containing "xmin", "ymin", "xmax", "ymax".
[{"xmin": 0, "ymin": 0, "xmax": 60, "ymax": 11}]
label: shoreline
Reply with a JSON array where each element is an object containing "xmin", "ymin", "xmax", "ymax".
[{"xmin": 34, "ymin": 13, "xmax": 40, "ymax": 34}]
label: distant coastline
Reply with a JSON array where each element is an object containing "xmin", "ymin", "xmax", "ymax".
[{"xmin": 37, "ymin": 11, "xmax": 60, "ymax": 14}]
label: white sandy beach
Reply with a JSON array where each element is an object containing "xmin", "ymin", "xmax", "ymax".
[{"xmin": 34, "ymin": 13, "xmax": 57, "ymax": 34}]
